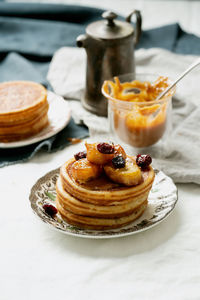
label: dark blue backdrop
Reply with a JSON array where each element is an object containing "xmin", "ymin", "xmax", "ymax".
[{"xmin": 0, "ymin": 2, "xmax": 199, "ymax": 166}]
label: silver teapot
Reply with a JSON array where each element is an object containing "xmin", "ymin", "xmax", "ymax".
[{"xmin": 77, "ymin": 10, "xmax": 142, "ymax": 116}]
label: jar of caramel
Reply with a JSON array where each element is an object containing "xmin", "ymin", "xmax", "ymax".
[{"xmin": 102, "ymin": 73, "xmax": 175, "ymax": 156}]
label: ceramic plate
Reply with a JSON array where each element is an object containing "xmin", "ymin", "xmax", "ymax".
[
  {"xmin": 0, "ymin": 91, "xmax": 71, "ymax": 148},
  {"xmin": 29, "ymin": 168, "xmax": 178, "ymax": 239}
]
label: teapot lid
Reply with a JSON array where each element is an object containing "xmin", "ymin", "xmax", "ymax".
[{"xmin": 86, "ymin": 11, "xmax": 134, "ymax": 40}]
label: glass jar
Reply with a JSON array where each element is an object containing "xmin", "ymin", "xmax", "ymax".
[{"xmin": 102, "ymin": 73, "xmax": 175, "ymax": 157}]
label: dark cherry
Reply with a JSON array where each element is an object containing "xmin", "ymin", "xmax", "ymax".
[
  {"xmin": 74, "ymin": 150, "xmax": 87, "ymax": 161},
  {"xmin": 43, "ymin": 204, "xmax": 57, "ymax": 217},
  {"xmin": 136, "ymin": 154, "xmax": 152, "ymax": 169},
  {"xmin": 97, "ymin": 142, "xmax": 114, "ymax": 154},
  {"xmin": 112, "ymin": 155, "xmax": 126, "ymax": 169}
]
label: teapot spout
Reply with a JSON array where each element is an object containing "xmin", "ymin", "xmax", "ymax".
[{"xmin": 76, "ymin": 34, "xmax": 88, "ymax": 48}]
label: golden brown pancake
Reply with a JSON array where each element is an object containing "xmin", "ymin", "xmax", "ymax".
[
  {"xmin": 56, "ymin": 157, "xmax": 155, "ymax": 230},
  {"xmin": 0, "ymin": 81, "xmax": 49, "ymax": 142},
  {"xmin": 57, "ymin": 199, "xmax": 148, "ymax": 230},
  {"xmin": 0, "ymin": 81, "xmax": 47, "ymax": 113},
  {"xmin": 56, "ymin": 176, "xmax": 149, "ymax": 218}
]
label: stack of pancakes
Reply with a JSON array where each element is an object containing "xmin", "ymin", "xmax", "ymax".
[
  {"xmin": 56, "ymin": 158, "xmax": 155, "ymax": 230},
  {"xmin": 0, "ymin": 81, "xmax": 49, "ymax": 142}
]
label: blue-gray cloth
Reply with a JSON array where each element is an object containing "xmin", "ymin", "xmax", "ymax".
[{"xmin": 0, "ymin": 2, "xmax": 200, "ymax": 167}]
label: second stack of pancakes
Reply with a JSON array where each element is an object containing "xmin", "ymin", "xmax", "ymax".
[{"xmin": 0, "ymin": 81, "xmax": 49, "ymax": 142}]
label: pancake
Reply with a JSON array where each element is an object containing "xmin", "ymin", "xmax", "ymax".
[
  {"xmin": 0, "ymin": 81, "xmax": 49, "ymax": 142},
  {"xmin": 56, "ymin": 176, "xmax": 149, "ymax": 218},
  {"xmin": 56, "ymin": 156, "xmax": 155, "ymax": 230},
  {"xmin": 57, "ymin": 199, "xmax": 148, "ymax": 230},
  {"xmin": 0, "ymin": 113, "xmax": 49, "ymax": 142},
  {"xmin": 60, "ymin": 158, "xmax": 155, "ymax": 205},
  {"xmin": 0, "ymin": 81, "xmax": 47, "ymax": 113}
]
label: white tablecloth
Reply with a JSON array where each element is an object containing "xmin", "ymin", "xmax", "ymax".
[
  {"xmin": 1, "ymin": 141, "xmax": 200, "ymax": 300},
  {"xmin": 1, "ymin": 1, "xmax": 200, "ymax": 299}
]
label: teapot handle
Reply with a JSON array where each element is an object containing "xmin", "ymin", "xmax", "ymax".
[{"xmin": 126, "ymin": 10, "xmax": 142, "ymax": 45}]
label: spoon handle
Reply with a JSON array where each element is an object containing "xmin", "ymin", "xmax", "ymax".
[{"xmin": 156, "ymin": 57, "xmax": 200, "ymax": 101}]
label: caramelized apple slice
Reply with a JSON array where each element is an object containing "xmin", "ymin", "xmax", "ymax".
[
  {"xmin": 86, "ymin": 142, "xmax": 126, "ymax": 165},
  {"xmin": 85, "ymin": 142, "xmax": 115, "ymax": 165},
  {"xmin": 104, "ymin": 157, "xmax": 143, "ymax": 186},
  {"xmin": 114, "ymin": 144, "xmax": 127, "ymax": 159},
  {"xmin": 71, "ymin": 158, "xmax": 102, "ymax": 183}
]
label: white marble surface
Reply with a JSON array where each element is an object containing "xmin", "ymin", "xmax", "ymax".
[{"xmin": 1, "ymin": 1, "xmax": 200, "ymax": 300}]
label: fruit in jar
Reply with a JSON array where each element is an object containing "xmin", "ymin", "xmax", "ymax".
[{"xmin": 102, "ymin": 76, "xmax": 173, "ymax": 148}]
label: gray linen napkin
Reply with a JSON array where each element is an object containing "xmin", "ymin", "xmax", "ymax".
[{"xmin": 47, "ymin": 47, "xmax": 200, "ymax": 184}]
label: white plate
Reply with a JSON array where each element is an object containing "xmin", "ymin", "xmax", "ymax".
[
  {"xmin": 29, "ymin": 168, "xmax": 178, "ymax": 239},
  {"xmin": 0, "ymin": 91, "xmax": 71, "ymax": 148}
]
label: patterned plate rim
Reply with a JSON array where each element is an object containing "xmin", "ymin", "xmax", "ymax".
[{"xmin": 29, "ymin": 168, "xmax": 178, "ymax": 239}]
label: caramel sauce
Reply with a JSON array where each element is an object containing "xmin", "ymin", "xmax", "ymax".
[
  {"xmin": 114, "ymin": 107, "xmax": 167, "ymax": 147},
  {"xmin": 67, "ymin": 138, "xmax": 82, "ymax": 144},
  {"xmin": 103, "ymin": 76, "xmax": 174, "ymax": 148},
  {"xmin": 67, "ymin": 161, "xmax": 149, "ymax": 191}
]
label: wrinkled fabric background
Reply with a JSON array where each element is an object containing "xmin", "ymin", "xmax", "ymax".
[
  {"xmin": 0, "ymin": 2, "xmax": 200, "ymax": 167},
  {"xmin": 48, "ymin": 47, "xmax": 200, "ymax": 184}
]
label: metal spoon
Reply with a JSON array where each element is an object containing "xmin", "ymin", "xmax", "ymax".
[{"xmin": 156, "ymin": 57, "xmax": 200, "ymax": 101}]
